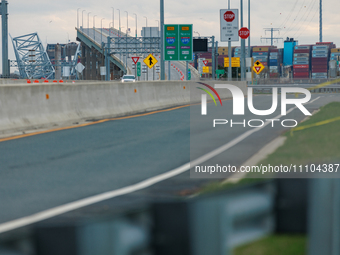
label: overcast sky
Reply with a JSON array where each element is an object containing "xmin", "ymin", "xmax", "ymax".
[{"xmin": 1, "ymin": 0, "xmax": 340, "ymax": 72}]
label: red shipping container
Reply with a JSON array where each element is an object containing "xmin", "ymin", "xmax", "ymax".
[
  {"xmin": 294, "ymin": 73, "xmax": 309, "ymax": 77},
  {"xmin": 294, "ymin": 50, "xmax": 311, "ymax": 53},
  {"xmin": 294, "ymin": 65, "xmax": 309, "ymax": 69},
  {"xmin": 312, "ymin": 65, "xmax": 327, "ymax": 69},
  {"xmin": 312, "ymin": 69, "xmax": 328, "ymax": 72},
  {"xmin": 312, "ymin": 57, "xmax": 328, "ymax": 61},
  {"xmin": 294, "ymin": 68, "xmax": 309, "ymax": 73},
  {"xmin": 293, "ymin": 74, "xmax": 309, "ymax": 79}
]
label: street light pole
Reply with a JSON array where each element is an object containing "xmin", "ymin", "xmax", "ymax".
[
  {"xmin": 82, "ymin": 10, "xmax": 86, "ymax": 31},
  {"xmin": 93, "ymin": 15, "xmax": 97, "ymax": 41},
  {"xmin": 134, "ymin": 13, "xmax": 137, "ymax": 37},
  {"xmin": 87, "ymin": 12, "xmax": 91, "ymax": 29},
  {"xmin": 77, "ymin": 8, "xmax": 80, "ymax": 28},
  {"xmin": 117, "ymin": 9, "xmax": 121, "ymax": 37},
  {"xmin": 101, "ymin": 18, "xmax": 105, "ymax": 43},
  {"xmin": 155, "ymin": 20, "xmax": 159, "ymax": 36},
  {"xmin": 111, "ymin": 7, "xmax": 114, "ymax": 31},
  {"xmin": 109, "ymin": 22, "xmax": 113, "ymax": 35},
  {"xmin": 143, "ymin": 16, "xmax": 147, "ymax": 27},
  {"xmin": 125, "ymin": 11, "xmax": 128, "ymax": 35}
]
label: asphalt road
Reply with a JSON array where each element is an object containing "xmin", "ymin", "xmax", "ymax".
[{"xmin": 0, "ymin": 92, "xmax": 339, "ymax": 233}]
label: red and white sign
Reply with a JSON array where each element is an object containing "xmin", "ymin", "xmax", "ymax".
[
  {"xmin": 131, "ymin": 57, "xmax": 140, "ymax": 64},
  {"xmin": 203, "ymin": 60, "xmax": 208, "ymax": 66},
  {"xmin": 220, "ymin": 9, "xmax": 239, "ymax": 42},
  {"xmin": 254, "ymin": 66, "xmax": 261, "ymax": 73},
  {"xmin": 238, "ymin": 27, "xmax": 250, "ymax": 39},
  {"xmin": 224, "ymin": 11, "xmax": 235, "ymax": 22}
]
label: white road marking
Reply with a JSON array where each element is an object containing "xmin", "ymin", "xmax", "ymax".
[{"xmin": 0, "ymin": 96, "xmax": 321, "ymax": 234}]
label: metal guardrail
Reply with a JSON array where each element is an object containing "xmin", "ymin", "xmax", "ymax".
[{"xmin": 0, "ymin": 179, "xmax": 339, "ymax": 255}]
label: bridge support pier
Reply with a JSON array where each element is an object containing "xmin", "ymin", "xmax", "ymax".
[{"xmin": 91, "ymin": 48, "xmax": 97, "ymax": 80}]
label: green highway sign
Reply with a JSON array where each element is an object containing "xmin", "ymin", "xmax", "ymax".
[
  {"xmin": 179, "ymin": 24, "xmax": 193, "ymax": 61},
  {"xmin": 164, "ymin": 25, "xmax": 179, "ymax": 61},
  {"xmin": 164, "ymin": 24, "xmax": 193, "ymax": 61},
  {"xmin": 137, "ymin": 62, "xmax": 141, "ymax": 77},
  {"xmin": 216, "ymin": 69, "xmax": 224, "ymax": 75}
]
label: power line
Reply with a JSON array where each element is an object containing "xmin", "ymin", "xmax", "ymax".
[
  {"xmin": 282, "ymin": 0, "xmax": 317, "ymax": 36},
  {"xmin": 278, "ymin": 0, "xmax": 300, "ymax": 29},
  {"xmin": 296, "ymin": 5, "xmax": 319, "ymax": 39},
  {"xmin": 290, "ymin": 0, "xmax": 318, "ymax": 37}
]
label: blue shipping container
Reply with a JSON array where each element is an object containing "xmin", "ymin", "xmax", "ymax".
[{"xmin": 312, "ymin": 54, "xmax": 328, "ymax": 58}]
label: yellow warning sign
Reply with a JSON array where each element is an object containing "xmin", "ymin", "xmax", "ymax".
[
  {"xmin": 202, "ymin": 66, "xmax": 209, "ymax": 73},
  {"xmin": 143, "ymin": 54, "xmax": 158, "ymax": 69},
  {"xmin": 224, "ymin": 57, "xmax": 240, "ymax": 67},
  {"xmin": 253, "ymin": 60, "xmax": 265, "ymax": 75}
]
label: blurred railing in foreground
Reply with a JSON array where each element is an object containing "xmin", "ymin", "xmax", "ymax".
[{"xmin": 0, "ymin": 179, "xmax": 339, "ymax": 255}]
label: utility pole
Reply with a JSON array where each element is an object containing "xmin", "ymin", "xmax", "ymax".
[
  {"xmin": 319, "ymin": 0, "xmax": 322, "ymax": 42},
  {"xmin": 240, "ymin": 0, "xmax": 245, "ymax": 80},
  {"xmin": 1, "ymin": 0, "xmax": 9, "ymax": 78},
  {"xmin": 262, "ymin": 28, "xmax": 282, "ymax": 46},
  {"xmin": 248, "ymin": 0, "xmax": 251, "ymax": 74},
  {"xmin": 160, "ymin": 0, "xmax": 165, "ymax": 80},
  {"xmin": 228, "ymin": 0, "xmax": 232, "ymax": 81}
]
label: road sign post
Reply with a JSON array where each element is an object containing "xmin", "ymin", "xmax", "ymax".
[
  {"xmin": 220, "ymin": 8, "xmax": 239, "ymax": 81},
  {"xmin": 137, "ymin": 62, "xmax": 141, "ymax": 79}
]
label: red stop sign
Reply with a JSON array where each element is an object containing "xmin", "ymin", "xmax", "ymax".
[
  {"xmin": 238, "ymin": 27, "xmax": 250, "ymax": 39},
  {"xmin": 224, "ymin": 11, "xmax": 235, "ymax": 22}
]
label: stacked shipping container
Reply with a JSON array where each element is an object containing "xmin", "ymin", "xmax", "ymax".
[
  {"xmin": 252, "ymin": 46, "xmax": 272, "ymax": 67},
  {"xmin": 311, "ymin": 42, "xmax": 335, "ymax": 79},
  {"xmin": 269, "ymin": 48, "xmax": 283, "ymax": 78},
  {"xmin": 330, "ymin": 48, "xmax": 340, "ymax": 61},
  {"xmin": 293, "ymin": 45, "xmax": 311, "ymax": 78}
]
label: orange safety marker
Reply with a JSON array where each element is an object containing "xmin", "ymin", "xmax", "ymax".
[
  {"xmin": 26, "ymin": 79, "xmax": 31, "ymax": 83},
  {"xmin": 43, "ymin": 80, "xmax": 49, "ymax": 83},
  {"xmin": 33, "ymin": 80, "xmax": 39, "ymax": 83}
]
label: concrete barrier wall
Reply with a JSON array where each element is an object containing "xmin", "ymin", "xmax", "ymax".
[{"xmin": 0, "ymin": 80, "xmax": 247, "ymax": 133}]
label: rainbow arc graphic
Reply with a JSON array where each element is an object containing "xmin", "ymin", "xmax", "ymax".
[{"xmin": 197, "ymin": 82, "xmax": 222, "ymax": 106}]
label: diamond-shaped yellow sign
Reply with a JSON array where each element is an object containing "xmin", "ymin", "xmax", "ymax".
[
  {"xmin": 253, "ymin": 60, "xmax": 265, "ymax": 75},
  {"xmin": 143, "ymin": 54, "xmax": 158, "ymax": 69}
]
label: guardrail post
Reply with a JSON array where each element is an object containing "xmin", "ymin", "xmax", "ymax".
[{"xmin": 308, "ymin": 178, "xmax": 340, "ymax": 255}]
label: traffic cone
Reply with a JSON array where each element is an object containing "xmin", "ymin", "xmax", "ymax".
[
  {"xmin": 26, "ymin": 79, "xmax": 31, "ymax": 83},
  {"xmin": 43, "ymin": 80, "xmax": 49, "ymax": 83},
  {"xmin": 34, "ymin": 80, "xmax": 39, "ymax": 83}
]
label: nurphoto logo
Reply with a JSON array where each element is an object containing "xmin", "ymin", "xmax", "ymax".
[{"xmin": 197, "ymin": 83, "xmax": 312, "ymax": 128}]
